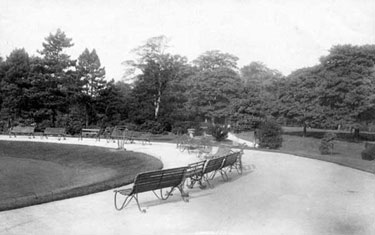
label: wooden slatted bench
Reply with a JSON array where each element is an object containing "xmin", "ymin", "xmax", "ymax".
[
  {"xmin": 43, "ymin": 127, "xmax": 66, "ymax": 140},
  {"xmin": 114, "ymin": 166, "xmax": 189, "ymax": 213},
  {"xmin": 9, "ymin": 126, "xmax": 35, "ymax": 138},
  {"xmin": 185, "ymin": 160, "xmax": 207, "ymax": 189},
  {"xmin": 218, "ymin": 151, "xmax": 243, "ymax": 181},
  {"xmin": 187, "ymin": 151, "xmax": 243, "ymax": 188},
  {"xmin": 200, "ymin": 156, "xmax": 226, "ymax": 188},
  {"xmin": 130, "ymin": 131, "xmax": 152, "ymax": 145},
  {"xmin": 79, "ymin": 128, "xmax": 101, "ymax": 141}
]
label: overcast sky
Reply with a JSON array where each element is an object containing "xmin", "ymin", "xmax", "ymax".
[{"xmin": 0, "ymin": 0, "xmax": 374, "ymax": 80}]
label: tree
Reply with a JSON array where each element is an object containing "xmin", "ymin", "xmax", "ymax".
[
  {"xmin": 192, "ymin": 50, "xmax": 239, "ymax": 71},
  {"xmin": 77, "ymin": 48, "xmax": 106, "ymax": 97},
  {"xmin": 77, "ymin": 48, "xmax": 107, "ymax": 126},
  {"xmin": 0, "ymin": 48, "xmax": 32, "ymax": 125},
  {"xmin": 277, "ymin": 66, "xmax": 323, "ymax": 132},
  {"xmin": 317, "ymin": 45, "xmax": 375, "ymax": 129},
  {"xmin": 124, "ymin": 36, "xmax": 190, "ymax": 121},
  {"xmin": 131, "ymin": 54, "xmax": 190, "ymax": 121},
  {"xmin": 187, "ymin": 67, "xmax": 243, "ymax": 124},
  {"xmin": 233, "ymin": 62, "xmax": 284, "ymax": 129},
  {"xmin": 277, "ymin": 44, "xmax": 375, "ymax": 135},
  {"xmin": 186, "ymin": 50, "xmax": 243, "ymax": 124},
  {"xmin": 36, "ymin": 29, "xmax": 78, "ymax": 126}
]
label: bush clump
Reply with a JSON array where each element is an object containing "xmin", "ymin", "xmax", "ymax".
[
  {"xmin": 208, "ymin": 125, "xmax": 229, "ymax": 142},
  {"xmin": 319, "ymin": 132, "xmax": 336, "ymax": 155},
  {"xmin": 361, "ymin": 144, "xmax": 375, "ymax": 161},
  {"xmin": 256, "ymin": 120, "xmax": 283, "ymax": 149},
  {"xmin": 139, "ymin": 120, "xmax": 167, "ymax": 134}
]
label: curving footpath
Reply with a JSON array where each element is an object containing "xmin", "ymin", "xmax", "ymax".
[{"xmin": 0, "ymin": 135, "xmax": 375, "ymax": 235}]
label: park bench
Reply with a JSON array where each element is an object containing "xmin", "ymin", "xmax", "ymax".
[
  {"xmin": 107, "ymin": 126, "xmax": 126, "ymax": 142},
  {"xmin": 200, "ymin": 156, "xmax": 226, "ymax": 188},
  {"xmin": 114, "ymin": 166, "xmax": 189, "ymax": 213},
  {"xmin": 184, "ymin": 156, "xmax": 226, "ymax": 189},
  {"xmin": 79, "ymin": 128, "xmax": 101, "ymax": 141},
  {"xmin": 43, "ymin": 127, "xmax": 66, "ymax": 140},
  {"xmin": 187, "ymin": 151, "xmax": 244, "ymax": 188},
  {"xmin": 129, "ymin": 131, "xmax": 152, "ymax": 145},
  {"xmin": 185, "ymin": 160, "xmax": 207, "ymax": 189},
  {"xmin": 111, "ymin": 127, "xmax": 129, "ymax": 149},
  {"xmin": 9, "ymin": 126, "xmax": 35, "ymax": 138},
  {"xmin": 218, "ymin": 151, "xmax": 243, "ymax": 180},
  {"xmin": 178, "ymin": 137, "xmax": 211, "ymax": 155}
]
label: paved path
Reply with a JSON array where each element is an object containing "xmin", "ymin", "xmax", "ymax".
[{"xmin": 0, "ymin": 135, "xmax": 374, "ymax": 234}]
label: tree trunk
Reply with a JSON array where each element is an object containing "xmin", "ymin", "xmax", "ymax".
[
  {"xmin": 154, "ymin": 93, "xmax": 161, "ymax": 120},
  {"xmin": 303, "ymin": 123, "xmax": 307, "ymax": 137},
  {"xmin": 85, "ymin": 105, "xmax": 89, "ymax": 128},
  {"xmin": 353, "ymin": 128, "xmax": 360, "ymax": 141}
]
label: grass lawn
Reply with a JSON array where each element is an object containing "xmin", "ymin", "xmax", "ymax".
[
  {"xmin": 235, "ymin": 131, "xmax": 375, "ymax": 174},
  {"xmin": 0, "ymin": 140, "xmax": 162, "ymax": 211}
]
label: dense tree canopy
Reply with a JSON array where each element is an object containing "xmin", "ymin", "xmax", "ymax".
[{"xmin": 0, "ymin": 30, "xmax": 374, "ymax": 135}]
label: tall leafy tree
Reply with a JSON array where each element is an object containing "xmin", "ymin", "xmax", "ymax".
[
  {"xmin": 188, "ymin": 51, "xmax": 242, "ymax": 123},
  {"xmin": 276, "ymin": 66, "xmax": 323, "ymax": 135},
  {"xmin": 193, "ymin": 50, "xmax": 239, "ymax": 71},
  {"xmin": 36, "ymin": 29, "xmax": 77, "ymax": 126},
  {"xmin": 235, "ymin": 62, "xmax": 284, "ymax": 125},
  {"xmin": 77, "ymin": 48, "xmax": 107, "ymax": 126},
  {"xmin": 0, "ymin": 48, "xmax": 32, "ymax": 125},
  {"xmin": 77, "ymin": 48, "xmax": 106, "ymax": 97},
  {"xmin": 124, "ymin": 36, "xmax": 190, "ymax": 121},
  {"xmin": 278, "ymin": 44, "xmax": 375, "ymax": 134},
  {"xmin": 317, "ymin": 45, "xmax": 375, "ymax": 129}
]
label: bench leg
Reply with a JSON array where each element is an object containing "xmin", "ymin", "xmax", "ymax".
[
  {"xmin": 155, "ymin": 186, "xmax": 189, "ymax": 202},
  {"xmin": 219, "ymin": 169, "xmax": 229, "ymax": 181},
  {"xmin": 186, "ymin": 175, "xmax": 206, "ymax": 189},
  {"xmin": 114, "ymin": 191, "xmax": 146, "ymax": 213}
]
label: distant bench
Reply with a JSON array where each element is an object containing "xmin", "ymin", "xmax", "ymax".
[
  {"xmin": 43, "ymin": 127, "xmax": 66, "ymax": 140},
  {"xmin": 9, "ymin": 126, "xmax": 35, "ymax": 138},
  {"xmin": 79, "ymin": 128, "xmax": 101, "ymax": 141},
  {"xmin": 125, "ymin": 131, "xmax": 152, "ymax": 145}
]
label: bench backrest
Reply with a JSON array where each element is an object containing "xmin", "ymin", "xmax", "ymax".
[
  {"xmin": 81, "ymin": 128, "xmax": 100, "ymax": 136},
  {"xmin": 44, "ymin": 127, "xmax": 66, "ymax": 135},
  {"xmin": 10, "ymin": 126, "xmax": 35, "ymax": 133},
  {"xmin": 132, "ymin": 167, "xmax": 187, "ymax": 194},
  {"xmin": 203, "ymin": 156, "xmax": 225, "ymax": 175},
  {"xmin": 186, "ymin": 160, "xmax": 206, "ymax": 178},
  {"xmin": 221, "ymin": 152, "xmax": 241, "ymax": 168},
  {"xmin": 82, "ymin": 128, "xmax": 100, "ymax": 133},
  {"xmin": 110, "ymin": 127, "xmax": 125, "ymax": 138},
  {"xmin": 131, "ymin": 131, "xmax": 151, "ymax": 139}
]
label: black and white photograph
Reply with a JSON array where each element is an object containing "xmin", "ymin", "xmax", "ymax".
[{"xmin": 0, "ymin": 0, "xmax": 374, "ymax": 234}]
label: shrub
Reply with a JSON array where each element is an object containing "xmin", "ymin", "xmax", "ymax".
[
  {"xmin": 139, "ymin": 120, "xmax": 166, "ymax": 134},
  {"xmin": 66, "ymin": 120, "xmax": 83, "ymax": 135},
  {"xmin": 319, "ymin": 132, "xmax": 336, "ymax": 155},
  {"xmin": 208, "ymin": 125, "xmax": 228, "ymax": 142},
  {"xmin": 257, "ymin": 120, "xmax": 283, "ymax": 149},
  {"xmin": 361, "ymin": 144, "xmax": 375, "ymax": 161}
]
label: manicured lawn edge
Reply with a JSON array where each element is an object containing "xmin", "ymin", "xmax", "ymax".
[
  {"xmin": 0, "ymin": 169, "xmax": 155, "ymax": 211},
  {"xmin": 0, "ymin": 142, "xmax": 163, "ymax": 212}
]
